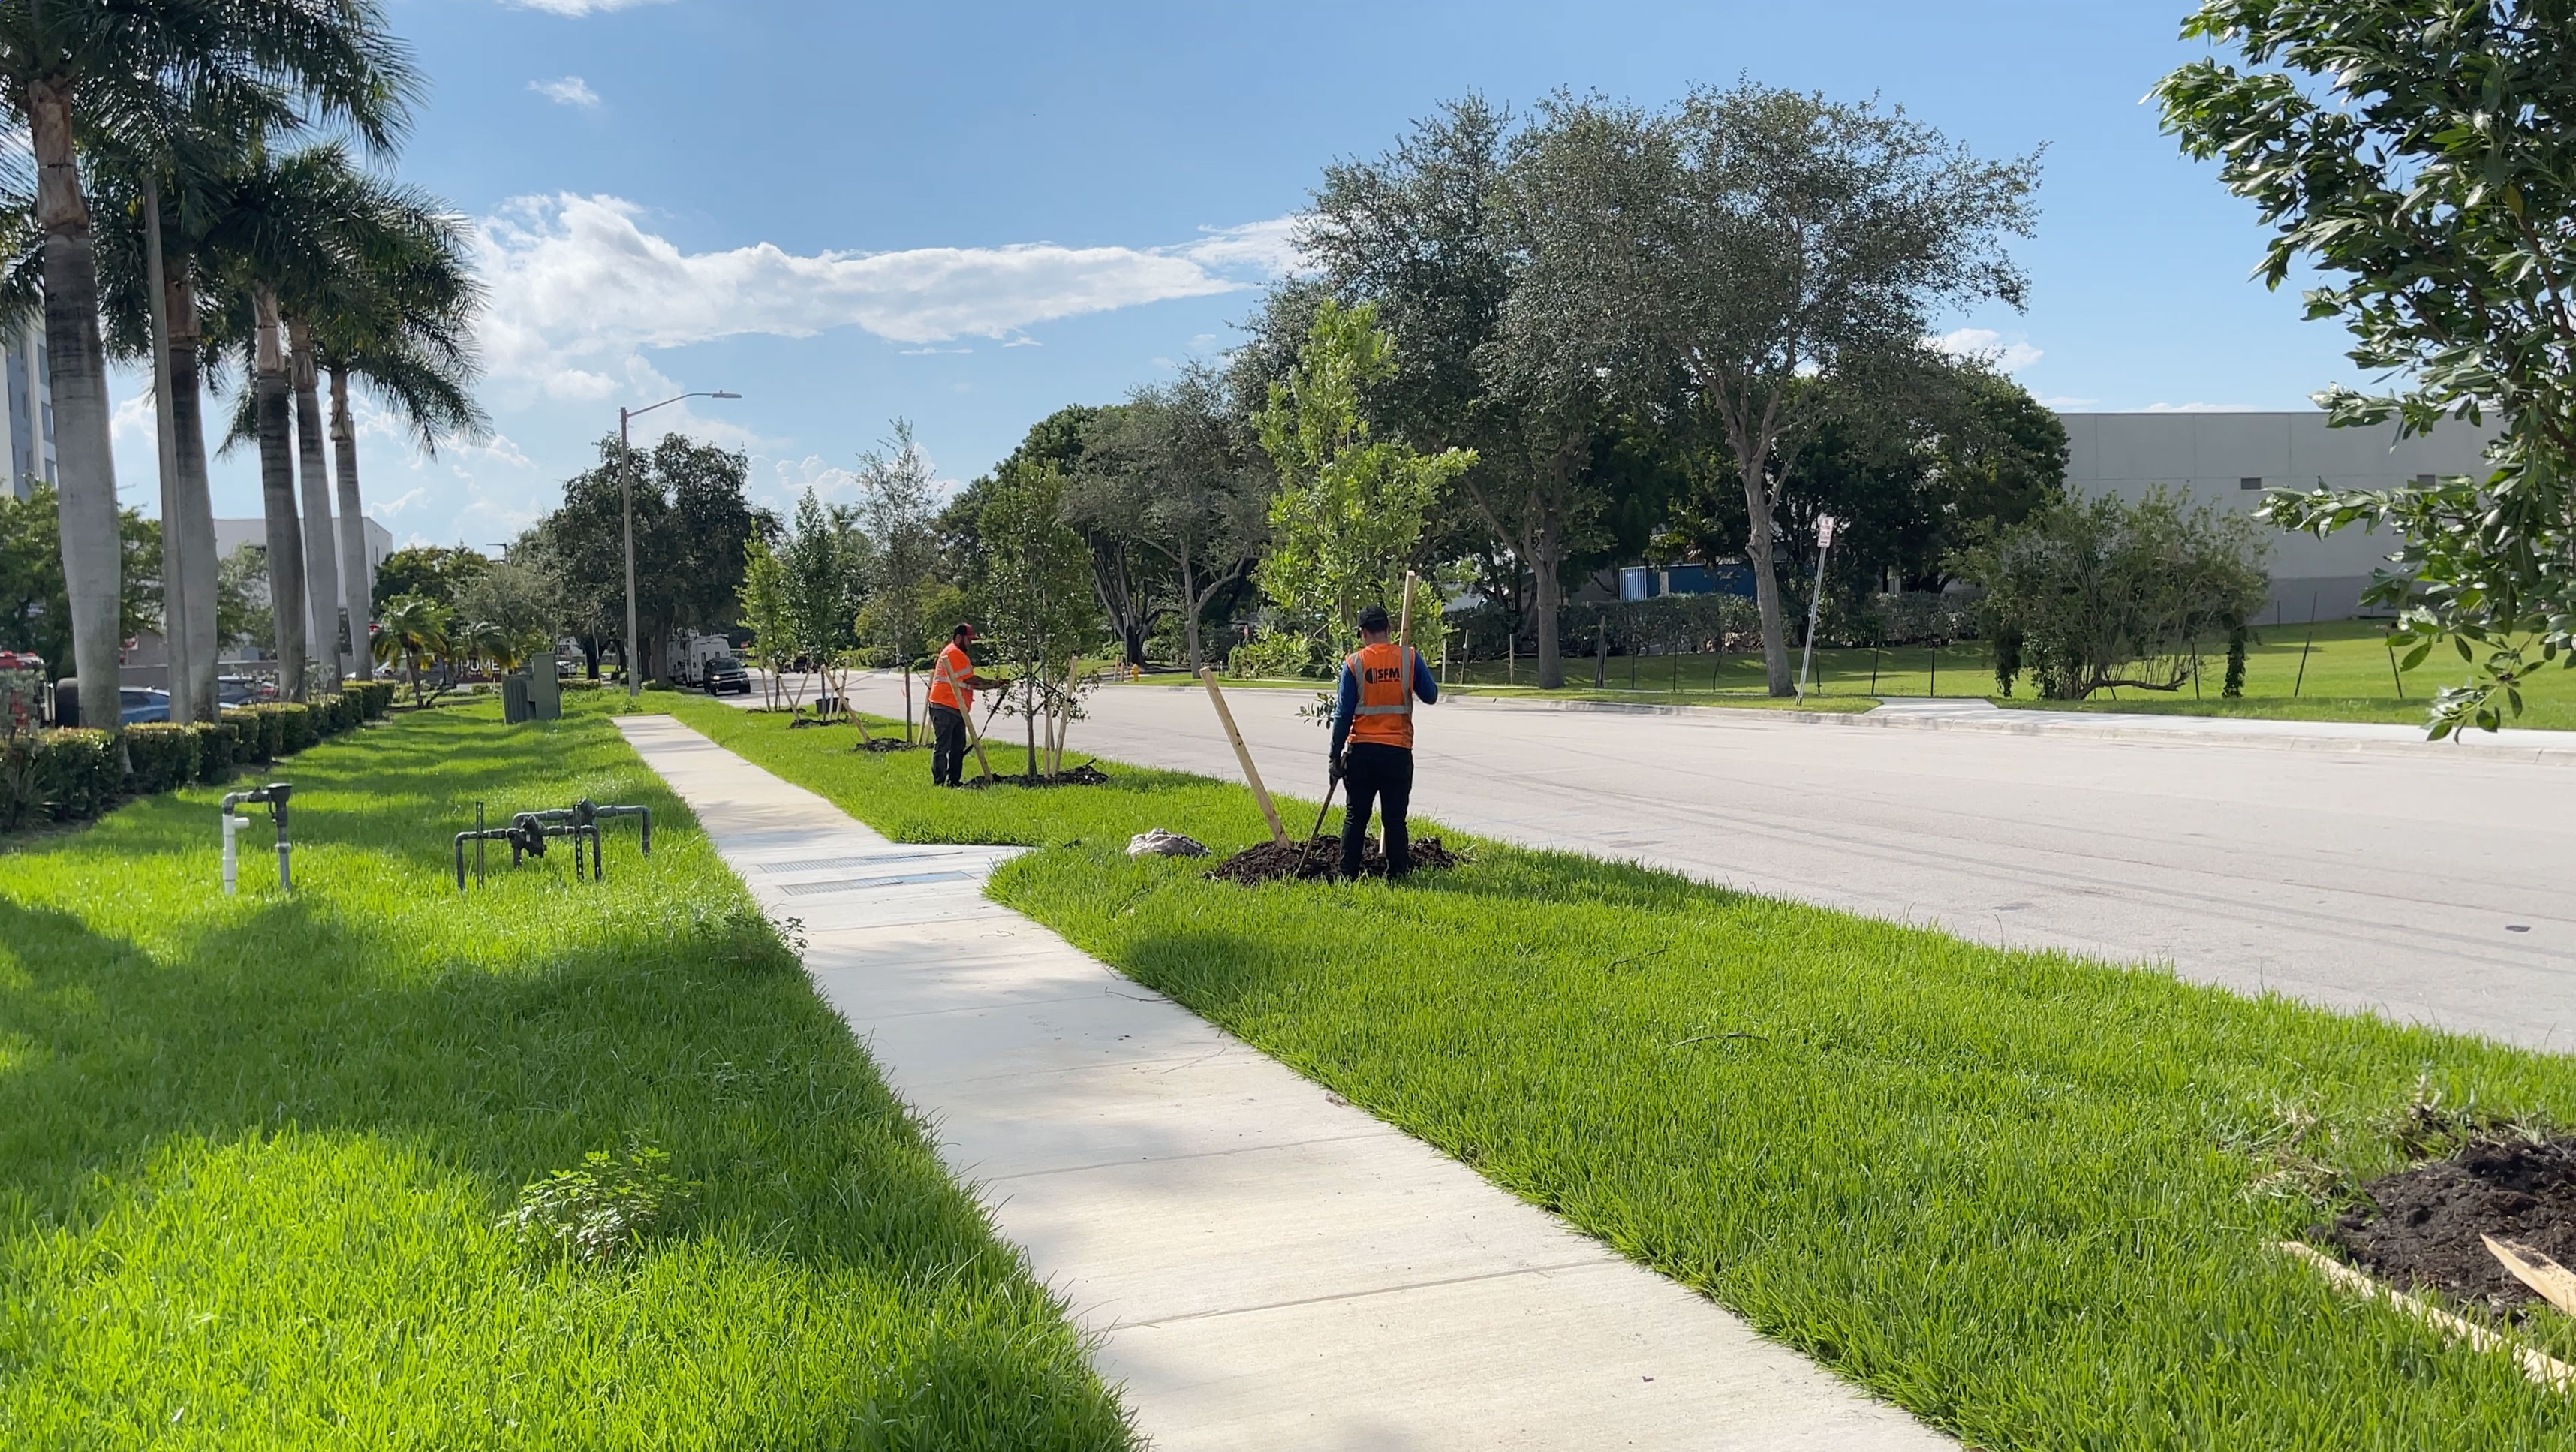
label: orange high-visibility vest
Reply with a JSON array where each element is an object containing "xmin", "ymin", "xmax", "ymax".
[
  {"xmin": 928, "ymin": 642, "xmax": 974, "ymax": 712},
  {"xmin": 1345, "ymin": 642, "xmax": 1416, "ymax": 749}
]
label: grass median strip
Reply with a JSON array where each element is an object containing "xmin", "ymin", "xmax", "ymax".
[
  {"xmin": 664, "ymin": 694, "xmax": 2576, "ymax": 1448},
  {"xmin": 0, "ymin": 698, "xmax": 1133, "ymax": 1449}
]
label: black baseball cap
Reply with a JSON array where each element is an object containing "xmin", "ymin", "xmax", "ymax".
[{"xmin": 1356, "ymin": 605, "xmax": 1391, "ymax": 632}]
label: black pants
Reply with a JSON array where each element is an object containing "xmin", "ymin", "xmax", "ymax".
[
  {"xmin": 1340, "ymin": 742, "xmax": 1414, "ymax": 879},
  {"xmin": 930, "ymin": 704, "xmax": 968, "ymax": 786}
]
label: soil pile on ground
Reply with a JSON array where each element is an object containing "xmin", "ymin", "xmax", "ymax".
[
  {"xmin": 961, "ymin": 763, "xmax": 1112, "ymax": 789},
  {"xmin": 850, "ymin": 737, "xmax": 916, "ymax": 753},
  {"xmin": 1205, "ymin": 835, "xmax": 1460, "ymax": 884},
  {"xmin": 2330, "ymin": 1137, "xmax": 2576, "ymax": 1309}
]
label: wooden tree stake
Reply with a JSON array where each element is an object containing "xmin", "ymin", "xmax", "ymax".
[{"xmin": 1199, "ymin": 667, "xmax": 1290, "ymax": 846}]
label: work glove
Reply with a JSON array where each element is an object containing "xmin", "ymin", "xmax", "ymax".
[{"xmin": 1328, "ymin": 754, "xmax": 1346, "ymax": 786}]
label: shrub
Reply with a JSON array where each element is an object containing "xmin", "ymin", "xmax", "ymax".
[
  {"xmin": 269, "ymin": 703, "xmax": 317, "ymax": 754},
  {"xmin": 193, "ymin": 718, "xmax": 237, "ymax": 782},
  {"xmin": 503, "ymin": 1143, "xmax": 690, "ymax": 1264},
  {"xmin": 17, "ymin": 728, "xmax": 117, "ymax": 822},
  {"xmin": 1953, "ymin": 488, "xmax": 2271, "ymax": 700},
  {"xmin": 122, "ymin": 723, "xmax": 200, "ymax": 795},
  {"xmin": 352, "ymin": 680, "xmax": 396, "ymax": 718},
  {"xmin": 224, "ymin": 708, "xmax": 275, "ymax": 763},
  {"xmin": 1229, "ymin": 628, "xmax": 1323, "ymax": 680}
]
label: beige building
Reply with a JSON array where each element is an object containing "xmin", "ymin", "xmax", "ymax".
[
  {"xmin": 2, "ymin": 313, "xmax": 54, "ymax": 498},
  {"xmin": 2058, "ymin": 410, "xmax": 2502, "ymax": 622}
]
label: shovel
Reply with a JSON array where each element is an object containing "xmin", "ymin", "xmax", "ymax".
[{"xmin": 1300, "ymin": 769, "xmax": 1343, "ymax": 879}]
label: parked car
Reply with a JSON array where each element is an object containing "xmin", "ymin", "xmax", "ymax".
[
  {"xmin": 703, "ymin": 658, "xmax": 752, "ymax": 696},
  {"xmin": 119, "ymin": 687, "xmax": 170, "ymax": 724},
  {"xmin": 216, "ymin": 675, "xmax": 275, "ymax": 706}
]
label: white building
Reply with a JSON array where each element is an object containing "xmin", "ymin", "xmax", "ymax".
[
  {"xmin": 2, "ymin": 315, "xmax": 54, "ymax": 498},
  {"xmin": 212, "ymin": 515, "xmax": 397, "ymax": 648},
  {"xmin": 2058, "ymin": 411, "xmax": 2502, "ymax": 622}
]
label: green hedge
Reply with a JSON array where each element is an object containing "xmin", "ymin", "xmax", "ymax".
[
  {"xmin": 1, "ymin": 727, "xmax": 119, "ymax": 828},
  {"xmin": 225, "ymin": 708, "xmax": 275, "ymax": 762},
  {"xmin": 345, "ymin": 680, "xmax": 395, "ymax": 719},
  {"xmin": 193, "ymin": 717, "xmax": 238, "ymax": 782},
  {"xmin": 251, "ymin": 703, "xmax": 316, "ymax": 755},
  {"xmin": 122, "ymin": 723, "xmax": 201, "ymax": 795}
]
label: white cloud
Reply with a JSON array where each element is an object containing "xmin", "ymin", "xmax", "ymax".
[
  {"xmin": 471, "ymin": 194, "xmax": 1299, "ymax": 401},
  {"xmin": 2141, "ymin": 402, "xmax": 2259, "ymax": 412},
  {"xmin": 1933, "ymin": 327, "xmax": 2042, "ymax": 372},
  {"xmin": 2036, "ymin": 396, "xmax": 2100, "ymax": 409},
  {"xmin": 529, "ymin": 76, "xmax": 601, "ymax": 109},
  {"xmin": 501, "ymin": 0, "xmax": 670, "ymax": 14}
]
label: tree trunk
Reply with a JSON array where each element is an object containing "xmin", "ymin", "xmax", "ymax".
[
  {"xmin": 1533, "ymin": 508, "xmax": 1566, "ymax": 690},
  {"xmin": 28, "ymin": 80, "xmax": 122, "ymax": 735},
  {"xmin": 1736, "ymin": 447, "xmax": 1794, "ymax": 696},
  {"xmin": 167, "ymin": 267, "xmax": 219, "ymax": 721},
  {"xmin": 142, "ymin": 179, "xmax": 192, "ymax": 725},
  {"xmin": 288, "ymin": 321, "xmax": 344, "ymax": 684},
  {"xmin": 329, "ymin": 366, "xmax": 372, "ymax": 681},
  {"xmin": 252, "ymin": 288, "xmax": 308, "ymax": 699}
]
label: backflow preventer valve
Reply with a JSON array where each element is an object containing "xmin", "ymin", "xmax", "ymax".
[
  {"xmin": 453, "ymin": 798, "xmax": 652, "ymax": 891},
  {"xmin": 221, "ymin": 782, "xmax": 293, "ymax": 895}
]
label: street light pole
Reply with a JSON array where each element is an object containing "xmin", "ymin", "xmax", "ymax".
[{"xmin": 618, "ymin": 390, "xmax": 740, "ymax": 698}]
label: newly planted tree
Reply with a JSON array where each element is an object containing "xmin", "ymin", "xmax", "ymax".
[
  {"xmin": 856, "ymin": 420, "xmax": 941, "ymax": 740},
  {"xmin": 980, "ymin": 460, "xmax": 1100, "ymax": 780},
  {"xmin": 1253, "ymin": 300, "xmax": 1472, "ymax": 659}
]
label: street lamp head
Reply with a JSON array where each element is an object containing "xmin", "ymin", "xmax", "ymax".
[{"xmin": 710, "ymin": 390, "xmax": 742, "ymax": 399}]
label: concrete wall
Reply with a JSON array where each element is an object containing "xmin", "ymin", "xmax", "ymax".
[{"xmin": 2057, "ymin": 411, "xmax": 2499, "ymax": 622}]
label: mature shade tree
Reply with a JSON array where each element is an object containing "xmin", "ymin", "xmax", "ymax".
[
  {"xmin": 0, "ymin": 0, "xmax": 414, "ymax": 730},
  {"xmin": 531, "ymin": 432, "xmax": 762, "ymax": 685},
  {"xmin": 1482, "ymin": 94, "xmax": 1665, "ymax": 685},
  {"xmin": 0, "ymin": 485, "xmax": 159, "ymax": 671},
  {"xmin": 374, "ymin": 544, "xmax": 489, "ymax": 609},
  {"xmin": 1660, "ymin": 357, "xmax": 2067, "ymax": 613},
  {"xmin": 1593, "ymin": 83, "xmax": 2039, "ymax": 695},
  {"xmin": 2158, "ymin": 2, "xmax": 2576, "ymax": 737},
  {"xmin": 1072, "ymin": 361, "xmax": 1268, "ymax": 670}
]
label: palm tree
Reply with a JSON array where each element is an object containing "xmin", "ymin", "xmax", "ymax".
[
  {"xmin": 197, "ymin": 143, "xmax": 482, "ymax": 693},
  {"xmin": 0, "ymin": 0, "xmax": 417, "ymax": 730},
  {"xmin": 371, "ymin": 591, "xmax": 447, "ymax": 704},
  {"xmin": 306, "ymin": 179, "xmax": 485, "ymax": 682}
]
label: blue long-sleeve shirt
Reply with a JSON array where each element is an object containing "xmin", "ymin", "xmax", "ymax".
[{"xmin": 1329, "ymin": 647, "xmax": 1438, "ymax": 760}]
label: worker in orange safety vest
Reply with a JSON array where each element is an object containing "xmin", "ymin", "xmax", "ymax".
[
  {"xmin": 1327, "ymin": 603, "xmax": 1437, "ymax": 879},
  {"xmin": 927, "ymin": 622, "xmax": 999, "ymax": 788}
]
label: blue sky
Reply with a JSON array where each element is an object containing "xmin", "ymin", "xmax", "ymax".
[{"xmin": 113, "ymin": 0, "xmax": 2358, "ymax": 552}]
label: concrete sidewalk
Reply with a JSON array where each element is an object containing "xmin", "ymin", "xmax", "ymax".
[{"xmin": 614, "ymin": 715, "xmax": 1947, "ymax": 1450}]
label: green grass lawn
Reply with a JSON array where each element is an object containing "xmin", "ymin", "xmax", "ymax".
[
  {"xmin": 659, "ymin": 694, "xmax": 2576, "ymax": 1450},
  {"xmin": 0, "ymin": 697, "xmax": 1133, "ymax": 1449}
]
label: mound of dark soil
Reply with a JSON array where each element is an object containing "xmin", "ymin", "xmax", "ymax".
[
  {"xmin": 2329, "ymin": 1137, "xmax": 2576, "ymax": 1310},
  {"xmin": 960, "ymin": 763, "xmax": 1112, "ymax": 789},
  {"xmin": 850, "ymin": 737, "xmax": 917, "ymax": 753},
  {"xmin": 1205, "ymin": 835, "xmax": 1461, "ymax": 884}
]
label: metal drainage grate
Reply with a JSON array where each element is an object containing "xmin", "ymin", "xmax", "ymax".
[
  {"xmin": 758, "ymin": 851, "xmax": 958, "ymax": 875},
  {"xmin": 774, "ymin": 870, "xmax": 975, "ymax": 897}
]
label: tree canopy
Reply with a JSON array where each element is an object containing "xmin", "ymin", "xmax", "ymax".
[{"xmin": 2159, "ymin": 0, "xmax": 2576, "ymax": 736}]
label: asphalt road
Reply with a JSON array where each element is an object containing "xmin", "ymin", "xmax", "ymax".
[{"xmin": 766, "ymin": 673, "xmax": 2576, "ymax": 1051}]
